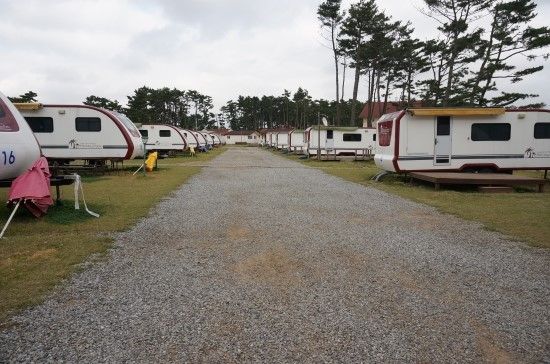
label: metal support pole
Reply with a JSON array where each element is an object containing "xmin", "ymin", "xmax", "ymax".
[{"xmin": 317, "ymin": 111, "xmax": 321, "ymax": 161}]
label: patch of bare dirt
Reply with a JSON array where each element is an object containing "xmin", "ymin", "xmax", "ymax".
[{"xmin": 232, "ymin": 247, "xmax": 309, "ymax": 287}]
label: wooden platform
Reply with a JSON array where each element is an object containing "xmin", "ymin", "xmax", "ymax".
[{"xmin": 409, "ymin": 172, "xmax": 546, "ymax": 192}]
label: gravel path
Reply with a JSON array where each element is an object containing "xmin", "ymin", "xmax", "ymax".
[{"xmin": 1, "ymin": 147, "xmax": 549, "ymax": 362}]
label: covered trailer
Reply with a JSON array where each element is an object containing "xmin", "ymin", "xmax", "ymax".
[
  {"xmin": 18, "ymin": 104, "xmax": 143, "ymax": 162},
  {"xmin": 198, "ymin": 132, "xmax": 214, "ymax": 149},
  {"xmin": 305, "ymin": 126, "xmax": 377, "ymax": 158},
  {"xmin": 274, "ymin": 129, "xmax": 293, "ymax": 150},
  {"xmin": 289, "ymin": 129, "xmax": 305, "ymax": 154},
  {"xmin": 374, "ymin": 108, "xmax": 550, "ymax": 173},
  {"xmin": 178, "ymin": 128, "xmax": 199, "ymax": 150},
  {"xmin": 0, "ymin": 93, "xmax": 41, "ymax": 180},
  {"xmin": 139, "ymin": 124, "xmax": 187, "ymax": 154},
  {"xmin": 192, "ymin": 131, "xmax": 208, "ymax": 152}
]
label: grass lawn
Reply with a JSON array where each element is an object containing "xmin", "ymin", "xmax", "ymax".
[
  {"xmin": 273, "ymin": 149, "xmax": 550, "ymax": 249},
  {"xmin": 0, "ymin": 147, "xmax": 226, "ymax": 322}
]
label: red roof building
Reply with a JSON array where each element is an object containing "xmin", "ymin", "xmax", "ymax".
[{"xmin": 359, "ymin": 101, "xmax": 424, "ymax": 127}]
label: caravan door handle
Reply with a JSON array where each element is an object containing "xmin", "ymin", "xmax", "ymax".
[{"xmin": 434, "ymin": 138, "xmax": 438, "ymax": 145}]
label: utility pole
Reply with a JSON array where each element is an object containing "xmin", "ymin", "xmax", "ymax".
[{"xmin": 317, "ymin": 111, "xmax": 321, "ymax": 161}]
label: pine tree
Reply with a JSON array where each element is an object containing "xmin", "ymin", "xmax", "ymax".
[{"xmin": 318, "ymin": 0, "xmax": 344, "ymax": 125}]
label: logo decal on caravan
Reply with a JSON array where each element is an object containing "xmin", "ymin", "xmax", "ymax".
[
  {"xmin": 524, "ymin": 147, "xmax": 550, "ymax": 158},
  {"xmin": 68, "ymin": 139, "xmax": 101, "ymax": 149}
]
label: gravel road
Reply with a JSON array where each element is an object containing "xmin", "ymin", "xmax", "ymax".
[{"xmin": 1, "ymin": 147, "xmax": 549, "ymax": 362}]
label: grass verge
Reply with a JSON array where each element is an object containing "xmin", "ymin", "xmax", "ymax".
[
  {"xmin": 273, "ymin": 149, "xmax": 550, "ymax": 248},
  {"xmin": 0, "ymin": 147, "xmax": 226, "ymax": 322}
]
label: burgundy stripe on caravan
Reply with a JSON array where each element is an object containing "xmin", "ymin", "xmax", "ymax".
[
  {"xmin": 166, "ymin": 125, "xmax": 187, "ymax": 150},
  {"xmin": 392, "ymin": 110, "xmax": 407, "ymax": 173},
  {"xmin": 182, "ymin": 129, "xmax": 199, "ymax": 145},
  {"xmin": 506, "ymin": 108, "xmax": 550, "ymax": 113},
  {"xmin": 46, "ymin": 104, "xmax": 135, "ymax": 159}
]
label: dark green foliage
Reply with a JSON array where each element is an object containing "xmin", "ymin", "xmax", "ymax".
[
  {"xmin": 83, "ymin": 95, "xmax": 124, "ymax": 112},
  {"xmin": 222, "ymin": 88, "xmax": 364, "ymax": 130},
  {"xmin": 124, "ymin": 87, "xmax": 216, "ymax": 129},
  {"xmin": 465, "ymin": 0, "xmax": 550, "ymax": 106},
  {"xmin": 318, "ymin": 0, "xmax": 344, "ymax": 124},
  {"xmin": 8, "ymin": 91, "xmax": 38, "ymax": 103}
]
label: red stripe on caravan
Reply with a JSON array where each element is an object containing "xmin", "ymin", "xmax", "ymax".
[
  {"xmin": 46, "ymin": 104, "xmax": 135, "ymax": 159},
  {"xmin": 392, "ymin": 110, "xmax": 407, "ymax": 173},
  {"xmin": 166, "ymin": 125, "xmax": 187, "ymax": 150}
]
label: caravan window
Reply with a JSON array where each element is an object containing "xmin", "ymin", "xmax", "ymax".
[
  {"xmin": 76, "ymin": 117, "xmax": 101, "ymax": 132},
  {"xmin": 378, "ymin": 120, "xmax": 392, "ymax": 146},
  {"xmin": 437, "ymin": 116, "xmax": 450, "ymax": 135},
  {"xmin": 471, "ymin": 123, "xmax": 510, "ymax": 141},
  {"xmin": 114, "ymin": 113, "xmax": 141, "ymax": 137},
  {"xmin": 534, "ymin": 123, "xmax": 550, "ymax": 139},
  {"xmin": 326, "ymin": 130, "xmax": 334, "ymax": 139},
  {"xmin": 25, "ymin": 117, "xmax": 54, "ymax": 133},
  {"xmin": 0, "ymin": 99, "xmax": 19, "ymax": 132},
  {"xmin": 139, "ymin": 130, "xmax": 148, "ymax": 138},
  {"xmin": 159, "ymin": 130, "xmax": 171, "ymax": 137},
  {"xmin": 343, "ymin": 133, "xmax": 362, "ymax": 142}
]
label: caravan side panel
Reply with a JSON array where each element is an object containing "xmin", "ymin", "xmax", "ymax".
[{"xmin": 21, "ymin": 105, "xmax": 141, "ymax": 160}]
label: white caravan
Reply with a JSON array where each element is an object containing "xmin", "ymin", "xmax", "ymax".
[
  {"xmin": 374, "ymin": 108, "xmax": 550, "ymax": 173},
  {"xmin": 198, "ymin": 131, "xmax": 213, "ymax": 149},
  {"xmin": 18, "ymin": 104, "xmax": 143, "ymax": 162},
  {"xmin": 211, "ymin": 134, "xmax": 223, "ymax": 145},
  {"xmin": 192, "ymin": 131, "xmax": 208, "ymax": 151},
  {"xmin": 139, "ymin": 124, "xmax": 187, "ymax": 153},
  {"xmin": 178, "ymin": 128, "xmax": 199, "ymax": 149},
  {"xmin": 266, "ymin": 130, "xmax": 277, "ymax": 147},
  {"xmin": 275, "ymin": 129, "xmax": 293, "ymax": 150},
  {"xmin": 202, "ymin": 132, "xmax": 216, "ymax": 147},
  {"xmin": 305, "ymin": 126, "xmax": 377, "ymax": 157},
  {"xmin": 289, "ymin": 129, "xmax": 305, "ymax": 154},
  {"xmin": 0, "ymin": 93, "xmax": 41, "ymax": 180}
]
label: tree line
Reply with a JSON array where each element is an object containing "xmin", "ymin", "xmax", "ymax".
[
  {"xmin": 9, "ymin": 0, "xmax": 549, "ymax": 131},
  {"xmin": 9, "ymin": 87, "xmax": 219, "ymax": 130},
  {"xmin": 220, "ymin": 88, "xmax": 364, "ymax": 131},
  {"xmin": 319, "ymin": 0, "xmax": 550, "ymax": 126}
]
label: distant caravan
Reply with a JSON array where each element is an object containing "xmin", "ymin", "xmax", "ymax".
[
  {"xmin": 289, "ymin": 129, "xmax": 305, "ymax": 154},
  {"xmin": 16, "ymin": 104, "xmax": 144, "ymax": 163},
  {"xmin": 374, "ymin": 108, "xmax": 550, "ymax": 173},
  {"xmin": 0, "ymin": 92, "xmax": 41, "ymax": 180},
  {"xmin": 305, "ymin": 126, "xmax": 377, "ymax": 158},
  {"xmin": 178, "ymin": 128, "xmax": 200, "ymax": 150},
  {"xmin": 192, "ymin": 131, "xmax": 209, "ymax": 151},
  {"xmin": 139, "ymin": 124, "xmax": 188, "ymax": 154}
]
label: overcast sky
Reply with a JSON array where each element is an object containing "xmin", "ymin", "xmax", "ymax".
[{"xmin": 1, "ymin": 0, "xmax": 549, "ymax": 111}]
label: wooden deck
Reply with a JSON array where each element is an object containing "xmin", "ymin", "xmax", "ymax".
[{"xmin": 409, "ymin": 172, "xmax": 546, "ymax": 192}]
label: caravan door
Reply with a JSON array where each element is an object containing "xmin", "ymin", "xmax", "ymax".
[
  {"xmin": 434, "ymin": 116, "xmax": 451, "ymax": 165},
  {"xmin": 325, "ymin": 129, "xmax": 334, "ymax": 150}
]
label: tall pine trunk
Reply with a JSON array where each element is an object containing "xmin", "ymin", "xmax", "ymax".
[
  {"xmin": 350, "ymin": 65, "xmax": 361, "ymax": 126},
  {"xmin": 331, "ymin": 26, "xmax": 341, "ymax": 126}
]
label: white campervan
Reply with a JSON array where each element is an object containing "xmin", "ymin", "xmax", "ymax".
[
  {"xmin": 0, "ymin": 93, "xmax": 41, "ymax": 180},
  {"xmin": 374, "ymin": 108, "xmax": 550, "ymax": 173},
  {"xmin": 18, "ymin": 104, "xmax": 143, "ymax": 162},
  {"xmin": 305, "ymin": 126, "xmax": 377, "ymax": 157}
]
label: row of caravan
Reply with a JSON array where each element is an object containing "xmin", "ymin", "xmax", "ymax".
[
  {"xmin": 0, "ymin": 92, "xmax": 223, "ymax": 180},
  {"xmin": 262, "ymin": 127, "xmax": 378, "ymax": 157},
  {"xmin": 264, "ymin": 107, "xmax": 550, "ymax": 173}
]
